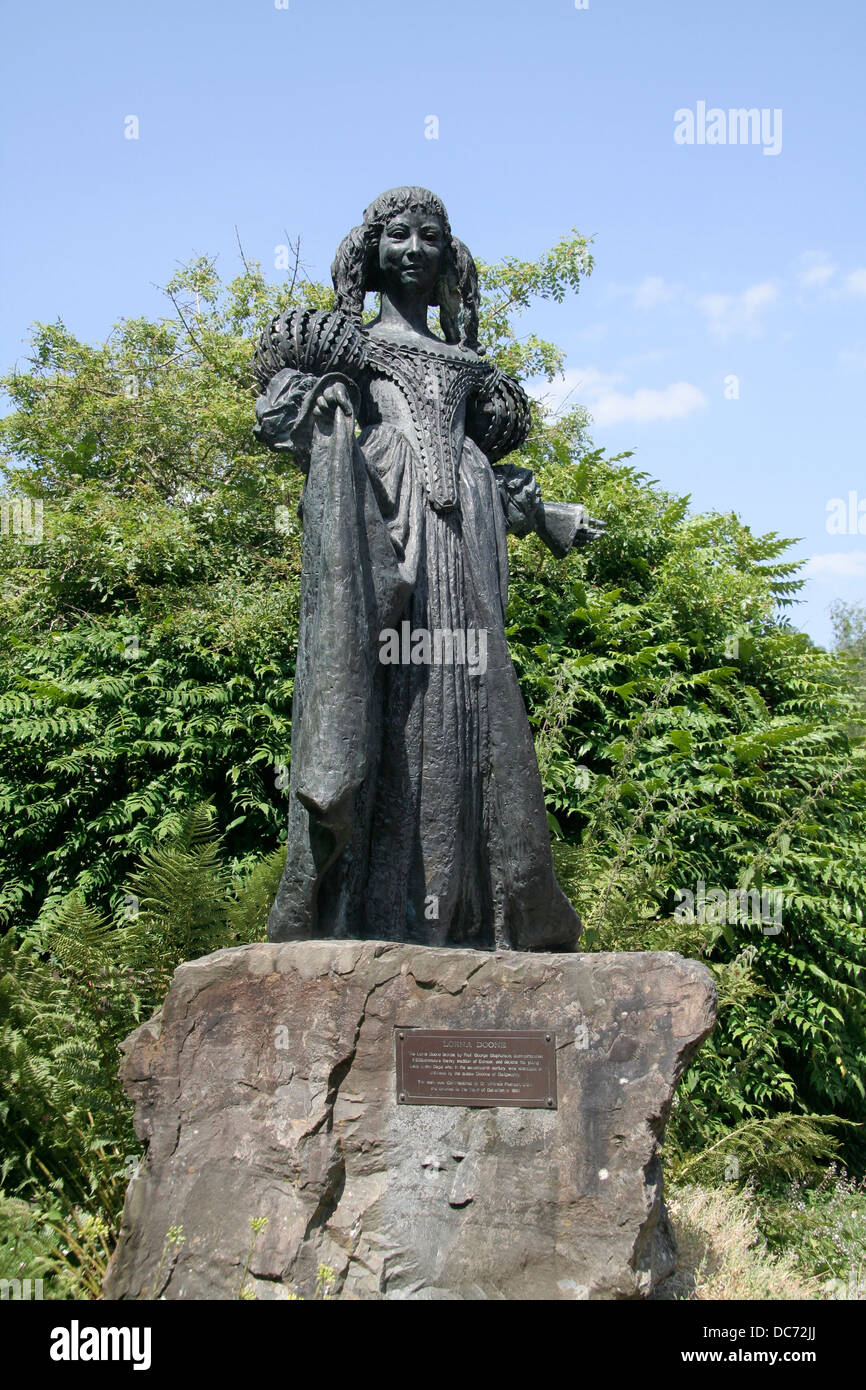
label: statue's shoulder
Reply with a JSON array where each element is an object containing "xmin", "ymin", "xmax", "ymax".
[{"xmin": 253, "ymin": 307, "xmax": 365, "ymax": 390}]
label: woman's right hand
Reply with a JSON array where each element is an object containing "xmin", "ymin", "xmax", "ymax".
[{"xmin": 312, "ymin": 380, "xmax": 355, "ymax": 422}]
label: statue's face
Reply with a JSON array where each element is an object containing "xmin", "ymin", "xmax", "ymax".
[{"xmin": 378, "ymin": 208, "xmax": 445, "ymax": 299}]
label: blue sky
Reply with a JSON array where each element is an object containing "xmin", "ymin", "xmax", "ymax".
[{"xmin": 2, "ymin": 0, "xmax": 864, "ymax": 646}]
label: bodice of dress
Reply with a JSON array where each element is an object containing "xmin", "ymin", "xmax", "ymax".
[
  {"xmin": 360, "ymin": 335, "xmax": 488, "ymax": 510},
  {"xmin": 253, "ymin": 308, "xmax": 533, "ymax": 510}
]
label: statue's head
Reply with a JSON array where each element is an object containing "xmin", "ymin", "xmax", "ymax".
[{"xmin": 331, "ymin": 186, "xmax": 480, "ymax": 351}]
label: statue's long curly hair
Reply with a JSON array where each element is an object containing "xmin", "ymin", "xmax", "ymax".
[{"xmin": 331, "ymin": 186, "xmax": 481, "ymax": 352}]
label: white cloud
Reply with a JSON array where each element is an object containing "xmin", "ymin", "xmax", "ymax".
[
  {"xmin": 608, "ymin": 276, "xmax": 679, "ymax": 311},
  {"xmin": 697, "ymin": 282, "xmax": 779, "ymax": 338},
  {"xmin": 839, "ymin": 347, "xmax": 866, "ymax": 371},
  {"xmin": 529, "ymin": 366, "xmax": 621, "ymax": 416},
  {"xmin": 795, "ymin": 251, "xmax": 836, "ymax": 289},
  {"xmin": 572, "ymin": 321, "xmax": 610, "ymax": 345},
  {"xmin": 790, "ymin": 255, "xmax": 866, "ymax": 300},
  {"xmin": 804, "ymin": 552, "xmax": 866, "ymax": 581},
  {"xmin": 530, "ymin": 368, "xmax": 707, "ymax": 427},
  {"xmin": 617, "ymin": 348, "xmax": 671, "ymax": 372},
  {"xmin": 591, "ymin": 381, "xmax": 708, "ymax": 426},
  {"xmin": 633, "ymin": 276, "xmax": 678, "ymax": 310}
]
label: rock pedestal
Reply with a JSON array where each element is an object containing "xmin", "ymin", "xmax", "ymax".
[{"xmin": 103, "ymin": 941, "xmax": 716, "ymax": 1301}]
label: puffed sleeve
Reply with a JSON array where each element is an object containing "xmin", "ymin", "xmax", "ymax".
[
  {"xmin": 252, "ymin": 308, "xmax": 365, "ymax": 470},
  {"xmin": 465, "ymin": 365, "xmax": 532, "ymax": 464}
]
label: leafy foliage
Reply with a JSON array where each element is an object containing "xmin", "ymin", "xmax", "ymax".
[
  {"xmin": 0, "ymin": 806, "xmax": 276, "ymax": 1294},
  {"xmin": 758, "ymin": 1164, "xmax": 866, "ymax": 1291},
  {"xmin": 832, "ymin": 600, "xmax": 866, "ymax": 719}
]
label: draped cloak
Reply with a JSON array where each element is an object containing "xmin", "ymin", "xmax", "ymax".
[{"xmin": 253, "ymin": 308, "xmax": 582, "ymax": 951}]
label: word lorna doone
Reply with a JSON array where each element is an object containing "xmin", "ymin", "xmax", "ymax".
[
  {"xmin": 674, "ymin": 102, "xmax": 782, "ymax": 156},
  {"xmin": 379, "ymin": 622, "xmax": 488, "ymax": 676}
]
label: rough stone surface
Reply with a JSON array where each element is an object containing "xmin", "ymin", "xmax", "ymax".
[{"xmin": 103, "ymin": 941, "xmax": 716, "ymax": 1301}]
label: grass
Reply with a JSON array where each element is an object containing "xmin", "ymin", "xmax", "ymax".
[
  {"xmin": 653, "ymin": 1174, "xmax": 866, "ymax": 1301},
  {"xmin": 652, "ymin": 1183, "xmax": 819, "ymax": 1300}
]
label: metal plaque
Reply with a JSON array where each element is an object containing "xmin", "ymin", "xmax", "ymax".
[{"xmin": 395, "ymin": 1029, "xmax": 557, "ymax": 1108}]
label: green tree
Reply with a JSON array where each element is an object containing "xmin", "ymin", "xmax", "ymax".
[{"xmin": 832, "ymin": 599, "xmax": 866, "ymax": 701}]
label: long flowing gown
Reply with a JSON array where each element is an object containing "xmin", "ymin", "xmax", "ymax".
[{"xmin": 253, "ymin": 308, "xmax": 581, "ymax": 951}]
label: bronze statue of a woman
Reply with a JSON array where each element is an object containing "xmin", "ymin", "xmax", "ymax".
[{"xmin": 253, "ymin": 187, "xmax": 602, "ymax": 952}]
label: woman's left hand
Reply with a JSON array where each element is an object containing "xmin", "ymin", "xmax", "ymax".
[{"xmin": 312, "ymin": 380, "xmax": 355, "ymax": 422}]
